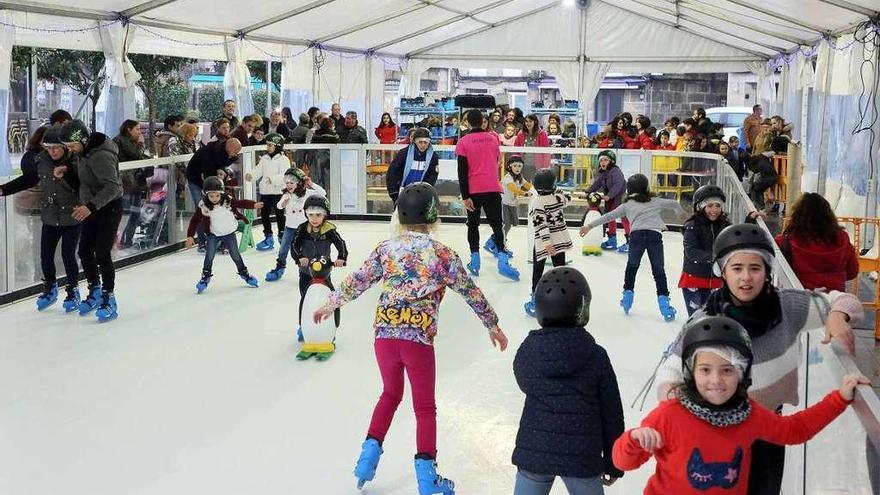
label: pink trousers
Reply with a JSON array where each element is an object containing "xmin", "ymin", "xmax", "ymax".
[{"xmin": 368, "ymin": 338, "xmax": 437, "ymax": 457}]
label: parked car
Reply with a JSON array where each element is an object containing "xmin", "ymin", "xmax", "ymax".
[{"xmin": 706, "ymin": 106, "xmax": 751, "ymax": 143}]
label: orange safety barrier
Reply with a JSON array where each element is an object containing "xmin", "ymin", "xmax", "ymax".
[
  {"xmin": 837, "ymin": 216, "xmax": 880, "ymax": 340},
  {"xmin": 765, "ymin": 155, "xmax": 788, "ymax": 207}
]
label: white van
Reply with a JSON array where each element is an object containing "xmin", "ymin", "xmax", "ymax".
[{"xmin": 705, "ymin": 106, "xmax": 752, "ymax": 141}]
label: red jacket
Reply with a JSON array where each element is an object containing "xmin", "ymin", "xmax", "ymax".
[
  {"xmin": 514, "ymin": 130, "xmax": 551, "ymax": 169},
  {"xmin": 774, "ymin": 229, "xmax": 859, "ymax": 292},
  {"xmin": 618, "ymin": 129, "xmax": 637, "ymax": 149},
  {"xmin": 637, "ymin": 132, "xmax": 656, "ymax": 150},
  {"xmin": 657, "ymin": 143, "xmax": 676, "ymax": 151},
  {"xmin": 374, "ymin": 125, "xmax": 397, "ymax": 144},
  {"xmin": 613, "ymin": 392, "xmax": 849, "ymax": 495}
]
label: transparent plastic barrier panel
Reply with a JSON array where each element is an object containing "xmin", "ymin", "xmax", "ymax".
[{"xmin": 1, "ymin": 189, "xmax": 8, "ymax": 293}]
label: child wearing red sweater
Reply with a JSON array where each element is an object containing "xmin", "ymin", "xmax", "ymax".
[{"xmin": 613, "ymin": 315, "xmax": 869, "ymax": 494}]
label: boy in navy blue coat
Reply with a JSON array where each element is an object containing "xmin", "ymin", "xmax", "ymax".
[{"xmin": 512, "ymin": 266, "xmax": 625, "ymax": 494}]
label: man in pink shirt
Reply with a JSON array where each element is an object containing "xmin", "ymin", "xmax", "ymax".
[{"xmin": 456, "ymin": 109, "xmax": 520, "ymax": 281}]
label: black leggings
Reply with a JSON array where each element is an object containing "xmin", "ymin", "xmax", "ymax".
[
  {"xmin": 747, "ymin": 440, "xmax": 785, "ymax": 494},
  {"xmin": 298, "ymin": 270, "xmax": 340, "ymax": 327},
  {"xmin": 532, "ymin": 249, "xmax": 566, "ymax": 293},
  {"xmin": 465, "ymin": 192, "xmax": 506, "ymax": 253},
  {"xmin": 78, "ymin": 199, "xmax": 123, "ymax": 292},
  {"xmin": 259, "ymin": 194, "xmax": 284, "ymax": 236},
  {"xmin": 40, "ymin": 224, "xmax": 81, "ymax": 288}
]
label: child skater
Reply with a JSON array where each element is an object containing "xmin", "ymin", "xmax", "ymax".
[
  {"xmin": 264, "ymin": 168, "xmax": 326, "ymax": 282},
  {"xmin": 585, "ymin": 150, "xmax": 630, "ymax": 253},
  {"xmin": 523, "ymin": 169, "xmax": 572, "ymax": 317},
  {"xmin": 291, "ymin": 195, "xmax": 347, "ymax": 343},
  {"xmin": 245, "ymin": 133, "xmax": 290, "ymax": 251},
  {"xmin": 312, "ymin": 182, "xmax": 508, "ymax": 495},
  {"xmin": 580, "ymin": 174, "xmax": 685, "ymax": 321},
  {"xmin": 500, "ymin": 155, "xmax": 532, "ymax": 242},
  {"xmin": 513, "ymin": 266, "xmax": 625, "ymax": 494},
  {"xmin": 185, "ymin": 176, "xmax": 262, "ymax": 292},
  {"xmin": 612, "ymin": 315, "xmax": 869, "ymax": 495}
]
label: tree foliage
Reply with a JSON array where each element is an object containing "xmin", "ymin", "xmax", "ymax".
[
  {"xmin": 129, "ymin": 54, "xmax": 194, "ymax": 147},
  {"xmin": 247, "ymin": 60, "xmax": 282, "ymax": 89},
  {"xmin": 253, "ymin": 90, "xmax": 280, "ymax": 115},
  {"xmin": 197, "ymin": 86, "xmax": 226, "ymax": 122},
  {"xmin": 20, "ymin": 48, "xmax": 106, "ymax": 129},
  {"xmin": 155, "ymin": 84, "xmax": 191, "ymax": 122}
]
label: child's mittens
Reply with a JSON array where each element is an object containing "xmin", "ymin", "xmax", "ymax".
[{"xmin": 630, "ymin": 427, "xmax": 663, "ymax": 452}]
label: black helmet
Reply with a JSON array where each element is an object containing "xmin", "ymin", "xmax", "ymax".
[
  {"xmin": 411, "ymin": 127, "xmax": 431, "ymax": 141},
  {"xmin": 42, "ymin": 126, "xmax": 64, "ymax": 146},
  {"xmin": 587, "ymin": 191, "xmax": 602, "ymax": 207},
  {"xmin": 265, "ymin": 133, "xmax": 285, "ymax": 147},
  {"xmin": 681, "ymin": 315, "xmax": 753, "ymax": 386},
  {"xmin": 626, "ymin": 173, "xmax": 649, "ymax": 196},
  {"xmin": 397, "ymin": 182, "xmax": 439, "ymax": 225},
  {"xmin": 303, "ymin": 195, "xmax": 331, "ymax": 216},
  {"xmin": 308, "ymin": 256, "xmax": 332, "ymax": 280},
  {"xmin": 597, "ymin": 149, "xmax": 616, "ymax": 165},
  {"xmin": 59, "ymin": 119, "xmax": 90, "ymax": 146},
  {"xmin": 533, "ymin": 169, "xmax": 556, "ymax": 194},
  {"xmin": 202, "ymin": 176, "xmax": 224, "ymax": 194},
  {"xmin": 693, "ymin": 185, "xmax": 726, "ymax": 212},
  {"xmin": 712, "ymin": 223, "xmax": 775, "ymax": 261},
  {"xmin": 535, "ymin": 267, "xmax": 592, "ymax": 327}
]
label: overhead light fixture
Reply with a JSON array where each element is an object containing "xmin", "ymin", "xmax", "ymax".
[{"xmin": 562, "ymin": 0, "xmax": 575, "ymax": 6}]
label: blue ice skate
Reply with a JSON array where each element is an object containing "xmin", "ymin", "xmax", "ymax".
[
  {"xmin": 79, "ymin": 284, "xmax": 102, "ymax": 315},
  {"xmin": 497, "ymin": 252, "xmax": 520, "ymax": 281},
  {"xmin": 255, "ymin": 236, "xmax": 274, "ymax": 251},
  {"xmin": 600, "ymin": 236, "xmax": 618, "ymax": 250},
  {"xmin": 467, "ymin": 252, "xmax": 480, "ymax": 276},
  {"xmin": 265, "ymin": 265, "xmax": 285, "ymax": 282},
  {"xmin": 415, "ymin": 458, "xmax": 455, "ymax": 495},
  {"xmin": 239, "ymin": 271, "xmax": 259, "ymax": 288},
  {"xmin": 95, "ymin": 292, "xmax": 118, "ymax": 323},
  {"xmin": 658, "ymin": 295, "xmax": 677, "ymax": 322},
  {"xmin": 36, "ymin": 282, "xmax": 58, "ymax": 311},
  {"xmin": 617, "ymin": 242, "xmax": 629, "ymax": 253},
  {"xmin": 196, "ymin": 272, "xmax": 212, "ymax": 294},
  {"xmin": 354, "ymin": 438, "xmax": 383, "ymax": 489},
  {"xmin": 620, "ymin": 290, "xmax": 634, "ymax": 315},
  {"xmin": 524, "ymin": 293, "xmax": 536, "ymax": 317},
  {"xmin": 62, "ymin": 286, "xmax": 80, "ymax": 313}
]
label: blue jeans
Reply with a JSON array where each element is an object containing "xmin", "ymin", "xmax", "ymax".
[
  {"xmin": 188, "ymin": 182, "xmax": 206, "ymax": 246},
  {"xmin": 276, "ymin": 227, "xmax": 298, "ymax": 267},
  {"xmin": 514, "ymin": 470, "xmax": 604, "ymax": 495},
  {"xmin": 203, "ymin": 232, "xmax": 247, "ymax": 275},
  {"xmin": 682, "ymin": 287, "xmax": 712, "ymax": 316},
  {"xmin": 623, "ymin": 230, "xmax": 669, "ymax": 296}
]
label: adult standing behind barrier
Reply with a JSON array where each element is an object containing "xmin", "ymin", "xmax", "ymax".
[
  {"xmin": 310, "ymin": 117, "xmax": 339, "ymax": 188},
  {"xmin": 114, "ymin": 120, "xmax": 152, "ymax": 250},
  {"xmin": 289, "ymin": 113, "xmax": 314, "ymax": 172},
  {"xmin": 514, "ymin": 114, "xmax": 550, "ymax": 180},
  {"xmin": 338, "ymin": 111, "xmax": 368, "ymax": 144},
  {"xmin": 775, "ymin": 193, "xmax": 859, "ymax": 292},
  {"xmin": 61, "ymin": 120, "xmax": 124, "ymax": 323},
  {"xmin": 385, "ymin": 128, "xmax": 439, "ymax": 204},
  {"xmin": 263, "ymin": 109, "xmax": 291, "ymax": 140},
  {"xmin": 154, "ymin": 115, "xmax": 183, "ymax": 157},
  {"xmin": 185, "ymin": 139, "xmax": 242, "ymax": 250},
  {"xmin": 655, "ymin": 223, "xmax": 862, "ymax": 495}
]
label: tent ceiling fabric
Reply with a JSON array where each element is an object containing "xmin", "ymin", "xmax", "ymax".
[{"xmin": 2, "ymin": 0, "xmax": 876, "ymax": 71}]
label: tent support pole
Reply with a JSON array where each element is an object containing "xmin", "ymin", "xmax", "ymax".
[{"xmin": 266, "ymin": 58, "xmax": 272, "ymax": 116}]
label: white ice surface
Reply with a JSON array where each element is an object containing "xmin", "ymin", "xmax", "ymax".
[{"xmin": 0, "ymin": 221, "xmax": 688, "ymax": 495}]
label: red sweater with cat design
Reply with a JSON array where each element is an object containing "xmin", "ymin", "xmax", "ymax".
[{"xmin": 612, "ymin": 391, "xmax": 849, "ymax": 494}]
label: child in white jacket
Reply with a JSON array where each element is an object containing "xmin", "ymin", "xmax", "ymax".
[
  {"xmin": 265, "ymin": 168, "xmax": 327, "ymax": 282},
  {"xmin": 245, "ymin": 133, "xmax": 290, "ymax": 251}
]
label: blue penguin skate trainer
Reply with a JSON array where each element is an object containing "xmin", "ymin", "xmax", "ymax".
[
  {"xmin": 79, "ymin": 284, "xmax": 102, "ymax": 315},
  {"xmin": 414, "ymin": 457, "xmax": 455, "ymax": 495},
  {"xmin": 353, "ymin": 438, "xmax": 383, "ymax": 489},
  {"xmin": 36, "ymin": 282, "xmax": 58, "ymax": 311}
]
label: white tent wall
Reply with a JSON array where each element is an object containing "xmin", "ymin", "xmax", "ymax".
[
  {"xmin": 397, "ymin": 58, "xmax": 426, "ymax": 98},
  {"xmin": 314, "ymin": 53, "xmax": 369, "ymax": 131},
  {"xmin": 94, "ymin": 23, "xmax": 140, "ymax": 136},
  {"xmin": 280, "ymin": 46, "xmax": 315, "ymax": 120},
  {"xmin": 0, "ymin": 12, "xmax": 12, "ymax": 175},
  {"xmin": 223, "ymin": 39, "xmax": 255, "ymax": 120}
]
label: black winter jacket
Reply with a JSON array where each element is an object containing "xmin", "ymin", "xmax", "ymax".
[
  {"xmin": 185, "ymin": 140, "xmax": 237, "ymax": 188},
  {"xmin": 512, "ymin": 327, "xmax": 625, "ymax": 479},
  {"xmin": 682, "ymin": 213, "xmax": 732, "ymax": 278},
  {"xmin": 386, "ymin": 146, "xmax": 439, "ymax": 201},
  {"xmin": 291, "ymin": 221, "xmax": 348, "ymax": 266},
  {"xmin": 1, "ymin": 149, "xmax": 41, "ymax": 196}
]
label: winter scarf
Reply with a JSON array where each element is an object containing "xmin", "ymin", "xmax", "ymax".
[
  {"xmin": 702, "ymin": 286, "xmax": 782, "ymax": 339},
  {"xmin": 679, "ymin": 391, "xmax": 752, "ymax": 427},
  {"xmin": 402, "ymin": 144, "xmax": 434, "ymax": 190}
]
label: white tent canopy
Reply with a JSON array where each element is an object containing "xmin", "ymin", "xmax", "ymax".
[{"xmin": 2, "ymin": 0, "xmax": 876, "ymax": 68}]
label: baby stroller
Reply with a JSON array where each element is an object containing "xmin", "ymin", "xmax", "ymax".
[{"xmin": 132, "ymin": 168, "xmax": 170, "ymax": 250}]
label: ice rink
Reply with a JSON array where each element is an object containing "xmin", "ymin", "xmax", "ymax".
[{"xmin": 0, "ymin": 221, "xmax": 688, "ymax": 494}]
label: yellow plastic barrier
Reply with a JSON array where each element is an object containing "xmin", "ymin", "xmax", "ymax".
[
  {"xmin": 652, "ymin": 155, "xmax": 694, "ymax": 201},
  {"xmin": 836, "ymin": 216, "xmax": 880, "ymax": 340}
]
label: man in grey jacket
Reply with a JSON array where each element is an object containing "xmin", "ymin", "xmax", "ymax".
[{"xmin": 61, "ymin": 120, "xmax": 124, "ymax": 323}]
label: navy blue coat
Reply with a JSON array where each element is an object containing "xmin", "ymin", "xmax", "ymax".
[{"xmin": 512, "ymin": 327, "xmax": 625, "ymax": 479}]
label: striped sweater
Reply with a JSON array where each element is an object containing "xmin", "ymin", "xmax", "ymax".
[
  {"xmin": 530, "ymin": 191, "xmax": 573, "ymax": 261},
  {"xmin": 657, "ymin": 289, "xmax": 863, "ymax": 410}
]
